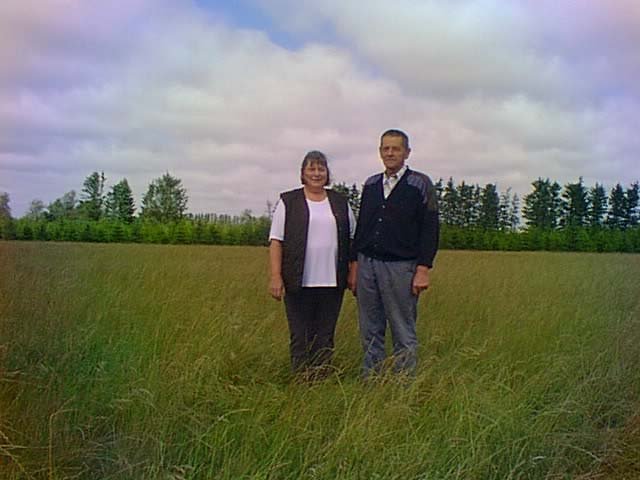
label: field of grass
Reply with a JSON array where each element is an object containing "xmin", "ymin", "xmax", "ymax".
[{"xmin": 1, "ymin": 242, "xmax": 639, "ymax": 479}]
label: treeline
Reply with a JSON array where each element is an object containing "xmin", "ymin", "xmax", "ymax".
[
  {"xmin": 433, "ymin": 177, "xmax": 639, "ymax": 252},
  {"xmin": 436, "ymin": 177, "xmax": 639, "ymax": 231},
  {"xmin": 1, "ymin": 173, "xmax": 639, "ymax": 253},
  {"xmin": 0, "ymin": 171, "xmax": 271, "ymax": 246},
  {"xmin": 2, "ymin": 217, "xmax": 270, "ymax": 246}
]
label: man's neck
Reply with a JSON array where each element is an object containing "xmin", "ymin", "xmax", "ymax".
[{"xmin": 385, "ymin": 165, "xmax": 407, "ymax": 177}]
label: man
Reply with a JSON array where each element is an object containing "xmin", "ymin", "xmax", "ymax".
[{"xmin": 348, "ymin": 129, "xmax": 439, "ymax": 377}]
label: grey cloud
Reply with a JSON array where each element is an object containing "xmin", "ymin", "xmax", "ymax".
[{"xmin": 2, "ymin": 0, "xmax": 639, "ymax": 218}]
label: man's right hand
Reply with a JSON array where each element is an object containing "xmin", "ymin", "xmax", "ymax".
[{"xmin": 270, "ymin": 275, "xmax": 284, "ymax": 301}]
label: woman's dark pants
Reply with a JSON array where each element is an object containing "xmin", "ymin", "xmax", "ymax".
[{"xmin": 284, "ymin": 287, "xmax": 344, "ymax": 372}]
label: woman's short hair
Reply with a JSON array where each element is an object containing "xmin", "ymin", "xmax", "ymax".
[{"xmin": 300, "ymin": 150, "xmax": 331, "ymax": 186}]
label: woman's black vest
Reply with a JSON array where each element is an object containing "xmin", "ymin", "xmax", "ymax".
[{"xmin": 280, "ymin": 188, "xmax": 350, "ymax": 293}]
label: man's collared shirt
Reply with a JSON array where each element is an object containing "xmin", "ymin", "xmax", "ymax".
[{"xmin": 383, "ymin": 164, "xmax": 408, "ymax": 199}]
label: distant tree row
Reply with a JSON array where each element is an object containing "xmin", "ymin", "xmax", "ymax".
[
  {"xmin": 1, "ymin": 174, "xmax": 639, "ymax": 253},
  {"xmin": 436, "ymin": 179, "xmax": 520, "ymax": 231},
  {"xmin": 3, "ymin": 216, "xmax": 638, "ymax": 253},
  {"xmin": 2, "ymin": 217, "xmax": 270, "ymax": 246},
  {"xmin": 338, "ymin": 176, "xmax": 639, "ymax": 234},
  {"xmin": 440, "ymin": 225, "xmax": 640, "ymax": 253},
  {"xmin": 521, "ymin": 177, "xmax": 639, "ymax": 230},
  {"xmin": 0, "ymin": 171, "xmax": 271, "ymax": 245},
  {"xmin": 19, "ymin": 171, "xmax": 187, "ymax": 224}
]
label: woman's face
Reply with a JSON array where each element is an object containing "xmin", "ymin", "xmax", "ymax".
[{"xmin": 302, "ymin": 161, "xmax": 328, "ymax": 188}]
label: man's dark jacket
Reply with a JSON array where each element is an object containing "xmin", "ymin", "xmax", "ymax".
[{"xmin": 352, "ymin": 168, "xmax": 439, "ymax": 268}]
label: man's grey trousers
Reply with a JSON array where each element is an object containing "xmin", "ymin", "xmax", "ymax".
[{"xmin": 356, "ymin": 253, "xmax": 418, "ymax": 376}]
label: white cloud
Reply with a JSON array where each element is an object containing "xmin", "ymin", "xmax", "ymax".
[{"xmin": 1, "ymin": 0, "xmax": 639, "ymax": 217}]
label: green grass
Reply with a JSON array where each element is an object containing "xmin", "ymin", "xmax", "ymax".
[{"xmin": 1, "ymin": 242, "xmax": 639, "ymax": 479}]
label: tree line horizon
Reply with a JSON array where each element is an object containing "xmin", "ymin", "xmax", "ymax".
[{"xmin": 1, "ymin": 171, "xmax": 639, "ymax": 253}]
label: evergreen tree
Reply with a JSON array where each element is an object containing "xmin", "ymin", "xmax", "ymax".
[
  {"xmin": 587, "ymin": 183, "xmax": 607, "ymax": 228},
  {"xmin": 624, "ymin": 181, "xmax": 639, "ymax": 228},
  {"xmin": 510, "ymin": 193, "xmax": 520, "ymax": 231},
  {"xmin": 499, "ymin": 189, "xmax": 520, "ymax": 231},
  {"xmin": 109, "ymin": 221, "xmax": 126, "ymax": 243},
  {"xmin": 105, "ymin": 179, "xmax": 136, "ymax": 223},
  {"xmin": 522, "ymin": 178, "xmax": 562, "ymax": 229},
  {"xmin": 140, "ymin": 173, "xmax": 188, "ymax": 222},
  {"xmin": 79, "ymin": 171, "xmax": 105, "ymax": 221},
  {"xmin": 458, "ymin": 181, "xmax": 478, "ymax": 228},
  {"xmin": 560, "ymin": 177, "xmax": 588, "ymax": 229},
  {"xmin": 472, "ymin": 184, "xmax": 482, "ymax": 227},
  {"xmin": 349, "ymin": 183, "xmax": 361, "ymax": 217},
  {"xmin": 332, "ymin": 182, "xmax": 361, "ymax": 217},
  {"xmin": 434, "ymin": 178, "xmax": 444, "ymax": 203},
  {"xmin": 478, "ymin": 183, "xmax": 500, "ymax": 230},
  {"xmin": 441, "ymin": 178, "xmax": 461, "ymax": 226},
  {"xmin": 606, "ymin": 183, "xmax": 626, "ymax": 229}
]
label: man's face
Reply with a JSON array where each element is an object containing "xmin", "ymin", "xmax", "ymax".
[{"xmin": 379, "ymin": 135, "xmax": 410, "ymax": 175}]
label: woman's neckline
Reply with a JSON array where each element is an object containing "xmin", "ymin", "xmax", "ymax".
[{"xmin": 303, "ymin": 186, "xmax": 327, "ymax": 202}]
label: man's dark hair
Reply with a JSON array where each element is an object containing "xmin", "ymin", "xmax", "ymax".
[
  {"xmin": 300, "ymin": 150, "xmax": 331, "ymax": 186},
  {"xmin": 380, "ymin": 129, "xmax": 410, "ymax": 150}
]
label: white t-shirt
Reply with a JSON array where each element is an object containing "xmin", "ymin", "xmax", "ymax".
[{"xmin": 269, "ymin": 196, "xmax": 356, "ymax": 287}]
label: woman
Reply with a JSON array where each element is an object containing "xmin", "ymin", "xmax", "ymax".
[{"xmin": 269, "ymin": 151, "xmax": 356, "ymax": 378}]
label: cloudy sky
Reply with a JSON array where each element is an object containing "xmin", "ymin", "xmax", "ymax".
[{"xmin": 1, "ymin": 0, "xmax": 639, "ymax": 217}]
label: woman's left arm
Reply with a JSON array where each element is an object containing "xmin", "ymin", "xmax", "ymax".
[{"xmin": 269, "ymin": 239, "xmax": 285, "ymax": 301}]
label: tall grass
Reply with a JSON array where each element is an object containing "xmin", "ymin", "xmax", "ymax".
[{"xmin": 1, "ymin": 242, "xmax": 639, "ymax": 479}]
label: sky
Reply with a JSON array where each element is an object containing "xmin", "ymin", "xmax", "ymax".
[{"xmin": 1, "ymin": 0, "xmax": 639, "ymax": 218}]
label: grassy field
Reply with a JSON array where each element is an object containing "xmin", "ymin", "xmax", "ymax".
[{"xmin": 1, "ymin": 242, "xmax": 639, "ymax": 479}]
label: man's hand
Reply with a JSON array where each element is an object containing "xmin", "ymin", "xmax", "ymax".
[
  {"xmin": 347, "ymin": 261, "xmax": 358, "ymax": 296},
  {"xmin": 412, "ymin": 265, "xmax": 430, "ymax": 296},
  {"xmin": 270, "ymin": 275, "xmax": 285, "ymax": 301}
]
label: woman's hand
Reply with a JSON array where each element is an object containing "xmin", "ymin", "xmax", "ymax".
[
  {"xmin": 269, "ymin": 239, "xmax": 284, "ymax": 301},
  {"xmin": 347, "ymin": 261, "xmax": 358, "ymax": 296},
  {"xmin": 270, "ymin": 275, "xmax": 285, "ymax": 301}
]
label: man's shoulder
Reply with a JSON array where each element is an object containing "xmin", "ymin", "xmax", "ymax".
[
  {"xmin": 406, "ymin": 169, "xmax": 435, "ymax": 191},
  {"xmin": 406, "ymin": 169, "xmax": 434, "ymax": 186},
  {"xmin": 363, "ymin": 173, "xmax": 383, "ymax": 187},
  {"xmin": 405, "ymin": 169, "xmax": 438, "ymax": 209}
]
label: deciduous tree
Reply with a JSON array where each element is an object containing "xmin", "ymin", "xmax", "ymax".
[
  {"xmin": 0, "ymin": 192, "xmax": 11, "ymax": 221},
  {"xmin": 25, "ymin": 199, "xmax": 46, "ymax": 220},
  {"xmin": 141, "ymin": 172, "xmax": 188, "ymax": 222},
  {"xmin": 46, "ymin": 191, "xmax": 78, "ymax": 220}
]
